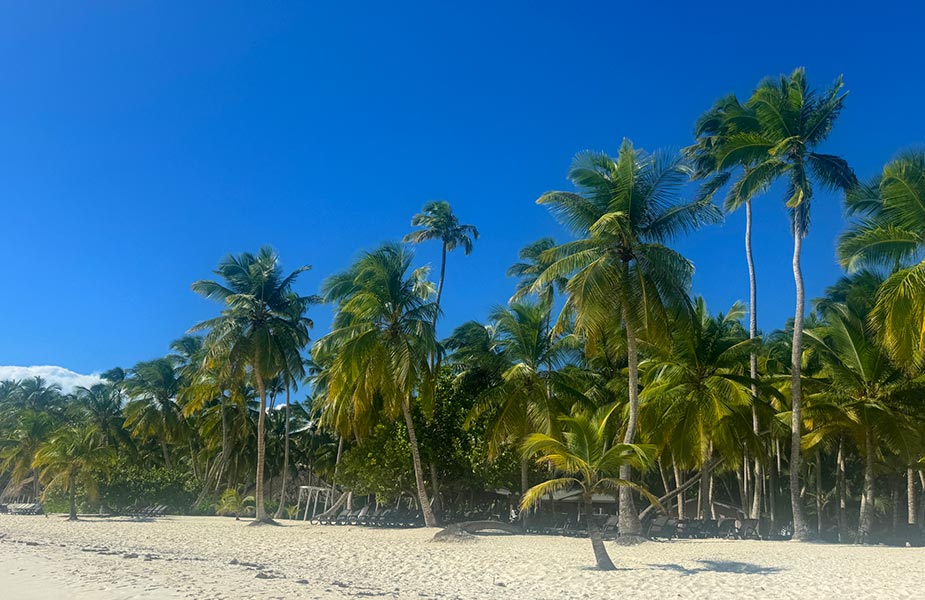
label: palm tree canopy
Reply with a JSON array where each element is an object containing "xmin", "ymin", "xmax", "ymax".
[
  {"xmin": 534, "ymin": 138, "xmax": 722, "ymax": 337},
  {"xmin": 837, "ymin": 151, "xmax": 925, "ymax": 366},
  {"xmin": 191, "ymin": 246, "xmax": 315, "ymax": 380},
  {"xmin": 404, "ymin": 200, "xmax": 479, "ymax": 254}
]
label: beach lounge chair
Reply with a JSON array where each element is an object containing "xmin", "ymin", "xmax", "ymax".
[
  {"xmin": 736, "ymin": 518, "xmax": 760, "ymax": 539},
  {"xmin": 646, "ymin": 516, "xmax": 679, "ymax": 541}
]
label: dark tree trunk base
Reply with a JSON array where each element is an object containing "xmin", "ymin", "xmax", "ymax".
[{"xmin": 613, "ymin": 534, "xmax": 647, "ymax": 546}]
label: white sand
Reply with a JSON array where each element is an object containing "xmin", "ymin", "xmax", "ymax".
[{"xmin": 1, "ymin": 514, "xmax": 922, "ymax": 599}]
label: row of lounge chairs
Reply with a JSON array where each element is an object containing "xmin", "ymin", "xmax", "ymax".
[
  {"xmin": 312, "ymin": 505, "xmax": 424, "ymax": 528},
  {"xmin": 125, "ymin": 504, "xmax": 168, "ymax": 518},
  {"xmin": 1, "ymin": 502, "xmax": 44, "ymax": 515}
]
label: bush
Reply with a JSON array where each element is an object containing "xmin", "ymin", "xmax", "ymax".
[{"xmin": 97, "ymin": 459, "xmax": 198, "ymax": 513}]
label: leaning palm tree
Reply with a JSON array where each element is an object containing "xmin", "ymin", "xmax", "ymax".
[
  {"xmin": 315, "ymin": 243, "xmax": 440, "ymax": 526},
  {"xmin": 521, "ymin": 405, "xmax": 658, "ymax": 570},
  {"xmin": 191, "ymin": 247, "xmax": 313, "ymax": 524},
  {"xmin": 706, "ymin": 69, "xmax": 856, "ymax": 539},
  {"xmin": 404, "ymin": 200, "xmax": 479, "ymax": 315},
  {"xmin": 838, "ymin": 150, "xmax": 925, "ymax": 367},
  {"xmin": 534, "ymin": 138, "xmax": 721, "ymax": 536},
  {"xmin": 33, "ymin": 424, "xmax": 115, "ymax": 520}
]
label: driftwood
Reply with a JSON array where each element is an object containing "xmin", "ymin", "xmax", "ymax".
[{"xmin": 431, "ymin": 520, "xmax": 522, "ymax": 543}]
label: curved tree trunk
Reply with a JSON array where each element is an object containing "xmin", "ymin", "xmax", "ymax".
[
  {"xmin": 252, "ymin": 370, "xmax": 270, "ymax": 523},
  {"xmin": 858, "ymin": 428, "xmax": 875, "ymax": 543},
  {"xmin": 746, "ymin": 200, "xmax": 763, "ymax": 520},
  {"xmin": 274, "ymin": 385, "xmax": 292, "ymax": 519},
  {"xmin": 790, "ymin": 224, "xmax": 809, "ymax": 540},
  {"xmin": 618, "ymin": 306, "xmax": 642, "ymax": 538},
  {"xmin": 586, "ymin": 494, "xmax": 615, "ymax": 570},
  {"xmin": 402, "ymin": 398, "xmax": 437, "ymax": 527}
]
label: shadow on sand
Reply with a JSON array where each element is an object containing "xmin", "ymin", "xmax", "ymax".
[{"xmin": 647, "ymin": 560, "xmax": 783, "ymax": 576}]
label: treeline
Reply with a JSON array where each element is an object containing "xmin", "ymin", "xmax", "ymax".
[{"xmin": 2, "ymin": 69, "xmax": 925, "ymax": 548}]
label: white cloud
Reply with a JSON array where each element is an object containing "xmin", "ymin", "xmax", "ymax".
[{"xmin": 0, "ymin": 366, "xmax": 103, "ymax": 394}]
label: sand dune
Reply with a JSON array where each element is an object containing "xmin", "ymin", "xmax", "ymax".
[{"xmin": 1, "ymin": 514, "xmax": 922, "ymax": 599}]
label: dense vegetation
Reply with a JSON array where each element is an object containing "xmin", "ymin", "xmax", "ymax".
[{"xmin": 3, "ymin": 70, "xmax": 925, "ymax": 562}]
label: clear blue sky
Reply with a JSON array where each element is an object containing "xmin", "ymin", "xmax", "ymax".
[{"xmin": 2, "ymin": 1, "xmax": 923, "ymax": 376}]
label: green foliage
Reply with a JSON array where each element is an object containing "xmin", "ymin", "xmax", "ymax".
[{"xmin": 97, "ymin": 458, "xmax": 198, "ymax": 513}]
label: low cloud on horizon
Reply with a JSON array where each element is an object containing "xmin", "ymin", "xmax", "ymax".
[{"xmin": 0, "ymin": 365, "xmax": 103, "ymax": 393}]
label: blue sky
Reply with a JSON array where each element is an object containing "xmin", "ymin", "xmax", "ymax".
[{"xmin": 2, "ymin": 1, "xmax": 923, "ymax": 379}]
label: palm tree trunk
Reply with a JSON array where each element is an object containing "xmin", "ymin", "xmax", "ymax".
[
  {"xmin": 216, "ymin": 396, "xmax": 230, "ymax": 492},
  {"xmin": 815, "ymin": 448, "xmax": 823, "ymax": 537},
  {"xmin": 908, "ymin": 468, "xmax": 917, "ymax": 526},
  {"xmin": 586, "ymin": 494, "xmax": 615, "ymax": 570},
  {"xmin": 858, "ymin": 428, "xmax": 875, "ymax": 543},
  {"xmin": 746, "ymin": 198, "xmax": 763, "ymax": 520},
  {"xmin": 435, "ymin": 242, "xmax": 448, "ymax": 312},
  {"xmin": 68, "ymin": 472, "xmax": 77, "ymax": 520},
  {"xmin": 519, "ymin": 459, "xmax": 530, "ymax": 528},
  {"xmin": 618, "ymin": 306, "xmax": 642, "ymax": 538},
  {"xmin": 253, "ymin": 370, "xmax": 269, "ymax": 523},
  {"xmin": 160, "ymin": 438, "xmax": 173, "ymax": 470},
  {"xmin": 673, "ymin": 459, "xmax": 685, "ymax": 519},
  {"xmin": 837, "ymin": 437, "xmax": 848, "ymax": 542},
  {"xmin": 401, "ymin": 397, "xmax": 437, "ymax": 527},
  {"xmin": 769, "ymin": 439, "xmax": 778, "ymax": 530},
  {"xmin": 790, "ymin": 223, "xmax": 809, "ymax": 540},
  {"xmin": 700, "ymin": 444, "xmax": 713, "ymax": 521},
  {"xmin": 274, "ymin": 385, "xmax": 291, "ymax": 519}
]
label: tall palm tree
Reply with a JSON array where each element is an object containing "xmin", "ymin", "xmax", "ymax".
[
  {"xmin": 521, "ymin": 405, "xmax": 658, "ymax": 570},
  {"xmin": 123, "ymin": 358, "xmax": 183, "ymax": 468},
  {"xmin": 838, "ymin": 150, "xmax": 925, "ymax": 367},
  {"xmin": 707, "ymin": 69, "xmax": 856, "ymax": 539},
  {"xmin": 74, "ymin": 383, "xmax": 133, "ymax": 450},
  {"xmin": 404, "ymin": 200, "xmax": 479, "ymax": 314},
  {"xmin": 191, "ymin": 246, "xmax": 313, "ymax": 524},
  {"xmin": 534, "ymin": 139, "xmax": 721, "ymax": 536},
  {"xmin": 688, "ymin": 94, "xmax": 767, "ymax": 518},
  {"xmin": 33, "ymin": 424, "xmax": 115, "ymax": 520},
  {"xmin": 315, "ymin": 243, "xmax": 439, "ymax": 526}
]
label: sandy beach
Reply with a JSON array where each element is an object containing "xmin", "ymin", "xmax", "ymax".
[{"xmin": 0, "ymin": 515, "xmax": 921, "ymax": 599}]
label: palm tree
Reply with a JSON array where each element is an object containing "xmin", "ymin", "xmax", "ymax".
[
  {"xmin": 74, "ymin": 383, "xmax": 133, "ymax": 450},
  {"xmin": 123, "ymin": 358, "xmax": 183, "ymax": 468},
  {"xmin": 404, "ymin": 200, "xmax": 479, "ymax": 314},
  {"xmin": 33, "ymin": 424, "xmax": 115, "ymax": 520},
  {"xmin": 191, "ymin": 246, "xmax": 313, "ymax": 524},
  {"xmin": 688, "ymin": 94, "xmax": 767, "ymax": 518},
  {"xmin": 534, "ymin": 139, "xmax": 721, "ymax": 536},
  {"xmin": 838, "ymin": 150, "xmax": 925, "ymax": 367},
  {"xmin": 507, "ymin": 238, "xmax": 567, "ymax": 306},
  {"xmin": 463, "ymin": 301, "xmax": 573, "ymax": 507},
  {"xmin": 521, "ymin": 405, "xmax": 658, "ymax": 570},
  {"xmin": 315, "ymin": 243, "xmax": 439, "ymax": 526},
  {"xmin": 803, "ymin": 297, "xmax": 925, "ymax": 542},
  {"xmin": 705, "ymin": 69, "xmax": 856, "ymax": 539},
  {"xmin": 640, "ymin": 299, "xmax": 761, "ymax": 519}
]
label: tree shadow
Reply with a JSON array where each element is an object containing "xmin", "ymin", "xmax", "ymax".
[{"xmin": 647, "ymin": 560, "xmax": 783, "ymax": 576}]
